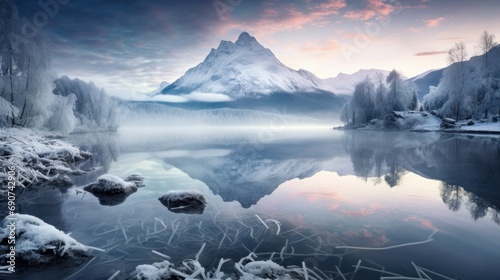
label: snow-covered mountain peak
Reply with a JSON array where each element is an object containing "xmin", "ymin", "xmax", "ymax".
[
  {"xmin": 216, "ymin": 40, "xmax": 234, "ymax": 52},
  {"xmin": 237, "ymin": 31, "xmax": 256, "ymax": 43},
  {"xmin": 159, "ymin": 32, "xmax": 330, "ymax": 98}
]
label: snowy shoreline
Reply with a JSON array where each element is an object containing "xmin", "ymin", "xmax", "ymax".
[
  {"xmin": 0, "ymin": 128, "xmax": 92, "ymax": 192},
  {"xmin": 334, "ymin": 110, "xmax": 500, "ymax": 135}
]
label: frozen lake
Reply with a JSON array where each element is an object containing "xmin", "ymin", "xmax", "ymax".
[{"xmin": 9, "ymin": 128, "xmax": 500, "ymax": 279}]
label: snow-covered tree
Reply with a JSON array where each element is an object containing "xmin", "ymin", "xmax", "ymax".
[
  {"xmin": 386, "ymin": 70, "xmax": 418, "ymax": 112},
  {"xmin": 433, "ymin": 42, "xmax": 474, "ymax": 120},
  {"xmin": 423, "ymin": 64, "xmax": 475, "ymax": 120},
  {"xmin": 0, "ymin": 0, "xmax": 54, "ymax": 128},
  {"xmin": 423, "ymin": 36, "xmax": 500, "ymax": 120},
  {"xmin": 340, "ymin": 70, "xmax": 418, "ymax": 125},
  {"xmin": 340, "ymin": 78, "xmax": 375, "ymax": 125},
  {"xmin": 46, "ymin": 94, "xmax": 77, "ymax": 135},
  {"xmin": 476, "ymin": 32, "xmax": 499, "ymax": 118},
  {"xmin": 53, "ymin": 76, "xmax": 119, "ymax": 131},
  {"xmin": 478, "ymin": 31, "xmax": 497, "ymax": 68}
]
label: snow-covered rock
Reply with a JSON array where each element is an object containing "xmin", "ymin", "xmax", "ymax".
[
  {"xmin": 158, "ymin": 190, "xmax": 207, "ymax": 214},
  {"xmin": 131, "ymin": 260, "xmax": 174, "ymax": 280},
  {"xmin": 84, "ymin": 174, "xmax": 138, "ymax": 195},
  {"xmin": 83, "ymin": 173, "xmax": 145, "ymax": 205},
  {"xmin": 238, "ymin": 260, "xmax": 295, "ymax": 279},
  {"xmin": 0, "ymin": 214, "xmax": 98, "ymax": 265},
  {"xmin": 158, "ymin": 32, "xmax": 332, "ymax": 99},
  {"xmin": 125, "ymin": 173, "xmax": 146, "ymax": 187}
]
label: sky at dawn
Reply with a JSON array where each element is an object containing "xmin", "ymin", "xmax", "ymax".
[{"xmin": 16, "ymin": 0, "xmax": 500, "ymax": 97}]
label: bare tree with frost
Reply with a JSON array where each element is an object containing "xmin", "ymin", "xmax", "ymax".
[{"xmin": 478, "ymin": 30, "xmax": 497, "ymax": 68}]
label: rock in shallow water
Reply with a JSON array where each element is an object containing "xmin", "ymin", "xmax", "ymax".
[
  {"xmin": 158, "ymin": 190, "xmax": 207, "ymax": 214},
  {"xmin": 83, "ymin": 173, "xmax": 145, "ymax": 206},
  {"xmin": 84, "ymin": 173, "xmax": 145, "ymax": 195}
]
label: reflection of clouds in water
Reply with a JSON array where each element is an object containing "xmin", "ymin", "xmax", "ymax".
[{"xmin": 404, "ymin": 215, "xmax": 437, "ymax": 230}]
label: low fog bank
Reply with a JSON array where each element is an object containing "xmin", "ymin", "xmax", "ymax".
[{"xmin": 118, "ymin": 101, "xmax": 341, "ymax": 128}]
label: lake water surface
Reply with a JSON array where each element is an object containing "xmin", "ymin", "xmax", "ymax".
[{"xmin": 10, "ymin": 128, "xmax": 500, "ymax": 279}]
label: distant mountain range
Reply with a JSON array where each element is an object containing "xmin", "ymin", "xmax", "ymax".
[
  {"xmin": 147, "ymin": 32, "xmax": 400, "ymax": 116},
  {"xmin": 151, "ymin": 31, "xmax": 500, "ymax": 113}
]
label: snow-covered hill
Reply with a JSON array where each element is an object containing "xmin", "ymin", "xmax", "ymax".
[
  {"xmin": 159, "ymin": 32, "xmax": 330, "ymax": 99},
  {"xmin": 408, "ymin": 68, "xmax": 444, "ymax": 101},
  {"xmin": 323, "ymin": 69, "xmax": 391, "ymax": 95}
]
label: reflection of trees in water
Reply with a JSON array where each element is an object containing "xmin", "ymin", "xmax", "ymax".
[
  {"xmin": 344, "ymin": 131, "xmax": 500, "ymax": 226},
  {"xmin": 343, "ymin": 131, "xmax": 412, "ymax": 186},
  {"xmin": 440, "ymin": 182, "xmax": 500, "ymax": 225},
  {"xmin": 440, "ymin": 183, "xmax": 464, "ymax": 212}
]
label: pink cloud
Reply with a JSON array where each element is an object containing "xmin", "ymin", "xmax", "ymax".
[
  {"xmin": 215, "ymin": 1, "xmax": 347, "ymax": 37},
  {"xmin": 343, "ymin": 0, "xmax": 395, "ymax": 20},
  {"xmin": 426, "ymin": 17, "xmax": 445, "ymax": 27},
  {"xmin": 317, "ymin": 0, "xmax": 347, "ymax": 10},
  {"xmin": 300, "ymin": 39, "xmax": 342, "ymax": 53},
  {"xmin": 408, "ymin": 27, "xmax": 423, "ymax": 33},
  {"xmin": 414, "ymin": 51, "xmax": 448, "ymax": 56}
]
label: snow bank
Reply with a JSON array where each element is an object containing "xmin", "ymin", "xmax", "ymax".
[
  {"xmin": 458, "ymin": 121, "xmax": 500, "ymax": 132},
  {"xmin": 338, "ymin": 110, "xmax": 500, "ymax": 134},
  {"xmin": 0, "ymin": 214, "xmax": 102, "ymax": 265},
  {"xmin": 346, "ymin": 111, "xmax": 442, "ymax": 131},
  {"xmin": 131, "ymin": 254, "xmax": 300, "ymax": 280},
  {"xmin": 158, "ymin": 190, "xmax": 207, "ymax": 214},
  {"xmin": 0, "ymin": 128, "xmax": 91, "ymax": 190}
]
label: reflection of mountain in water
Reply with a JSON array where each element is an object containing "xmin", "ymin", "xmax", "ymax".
[
  {"xmin": 343, "ymin": 131, "xmax": 500, "ymax": 224},
  {"xmin": 159, "ymin": 137, "xmax": 346, "ymax": 208}
]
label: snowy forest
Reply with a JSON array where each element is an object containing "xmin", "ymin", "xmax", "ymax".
[
  {"xmin": 340, "ymin": 69, "xmax": 419, "ymax": 126},
  {"xmin": 0, "ymin": 0, "xmax": 118, "ymax": 134},
  {"xmin": 341, "ymin": 31, "xmax": 500, "ymax": 126}
]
